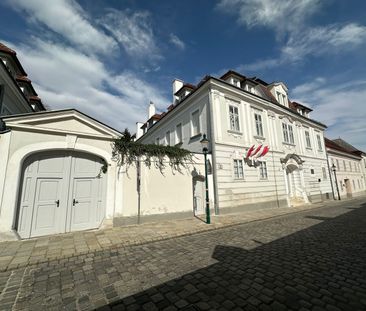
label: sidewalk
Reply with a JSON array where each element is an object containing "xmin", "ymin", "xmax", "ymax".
[{"xmin": 0, "ymin": 197, "xmax": 363, "ymax": 272}]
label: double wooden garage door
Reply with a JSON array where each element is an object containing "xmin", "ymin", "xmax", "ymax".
[{"xmin": 17, "ymin": 151, "xmax": 106, "ymax": 239}]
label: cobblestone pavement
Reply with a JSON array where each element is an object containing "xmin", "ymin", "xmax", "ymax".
[
  {"xmin": 0, "ymin": 201, "xmax": 330, "ymax": 272},
  {"xmin": 0, "ymin": 198, "xmax": 366, "ymax": 310}
]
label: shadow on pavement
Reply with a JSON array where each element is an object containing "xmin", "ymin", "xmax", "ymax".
[{"xmin": 98, "ymin": 204, "xmax": 366, "ymax": 310}]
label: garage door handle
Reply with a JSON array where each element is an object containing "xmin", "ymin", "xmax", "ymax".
[
  {"xmin": 55, "ymin": 200, "xmax": 59, "ymax": 207},
  {"xmin": 73, "ymin": 199, "xmax": 79, "ymax": 206}
]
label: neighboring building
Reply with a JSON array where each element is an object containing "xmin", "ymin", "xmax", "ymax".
[
  {"xmin": 0, "ymin": 42, "xmax": 45, "ymax": 124},
  {"xmin": 326, "ymin": 138, "xmax": 366, "ymax": 198},
  {"xmin": 137, "ymin": 70, "xmax": 332, "ymax": 214},
  {"xmin": 0, "ymin": 43, "xmax": 122, "ymax": 241}
]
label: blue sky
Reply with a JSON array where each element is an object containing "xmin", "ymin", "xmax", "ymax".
[{"xmin": 1, "ymin": 0, "xmax": 366, "ymax": 149}]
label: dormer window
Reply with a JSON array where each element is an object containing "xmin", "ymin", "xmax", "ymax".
[
  {"xmin": 231, "ymin": 77, "xmax": 240, "ymax": 87},
  {"xmin": 245, "ymin": 84, "xmax": 256, "ymax": 94}
]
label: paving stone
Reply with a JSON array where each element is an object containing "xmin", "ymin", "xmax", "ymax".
[{"xmin": 0, "ymin": 198, "xmax": 366, "ymax": 310}]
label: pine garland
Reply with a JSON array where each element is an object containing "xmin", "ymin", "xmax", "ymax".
[{"xmin": 111, "ymin": 129, "xmax": 193, "ymax": 171}]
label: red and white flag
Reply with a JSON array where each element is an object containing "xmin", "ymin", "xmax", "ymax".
[
  {"xmin": 246, "ymin": 145, "xmax": 255, "ymax": 159},
  {"xmin": 251, "ymin": 144, "xmax": 263, "ymax": 157}
]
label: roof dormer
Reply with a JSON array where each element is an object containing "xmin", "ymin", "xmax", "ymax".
[
  {"xmin": 220, "ymin": 70, "xmax": 246, "ymax": 88},
  {"xmin": 268, "ymin": 82, "xmax": 289, "ymax": 107},
  {"xmin": 289, "ymin": 101, "xmax": 312, "ymax": 118},
  {"xmin": 174, "ymin": 83, "xmax": 196, "ymax": 101}
]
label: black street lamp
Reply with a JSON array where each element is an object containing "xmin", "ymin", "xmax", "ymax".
[
  {"xmin": 200, "ymin": 134, "xmax": 211, "ymax": 224},
  {"xmin": 332, "ymin": 164, "xmax": 341, "ymax": 201}
]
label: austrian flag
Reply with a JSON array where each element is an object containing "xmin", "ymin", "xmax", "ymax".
[{"xmin": 245, "ymin": 145, "xmax": 269, "ymax": 158}]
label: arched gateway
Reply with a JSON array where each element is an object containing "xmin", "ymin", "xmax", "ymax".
[
  {"xmin": 281, "ymin": 154, "xmax": 309, "ymax": 206},
  {"xmin": 16, "ymin": 150, "xmax": 107, "ymax": 238}
]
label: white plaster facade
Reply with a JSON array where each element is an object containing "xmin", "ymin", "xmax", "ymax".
[
  {"xmin": 138, "ymin": 71, "xmax": 333, "ymax": 214},
  {"xmin": 0, "ymin": 110, "xmax": 123, "ymax": 240},
  {"xmin": 326, "ymin": 140, "xmax": 366, "ymax": 199}
]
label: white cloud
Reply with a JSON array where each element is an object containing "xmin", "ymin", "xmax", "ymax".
[
  {"xmin": 217, "ymin": 0, "xmax": 321, "ymax": 35},
  {"xmin": 217, "ymin": 1, "xmax": 366, "ymax": 72},
  {"xmin": 100, "ymin": 9, "xmax": 161, "ymax": 61},
  {"xmin": 7, "ymin": 0, "xmax": 117, "ymax": 55},
  {"xmin": 169, "ymin": 34, "xmax": 185, "ymax": 50},
  {"xmin": 4, "ymin": 39, "xmax": 169, "ymax": 132},
  {"xmin": 283, "ymin": 23, "xmax": 366, "ymax": 62},
  {"xmin": 292, "ymin": 79, "xmax": 366, "ymax": 151},
  {"xmin": 240, "ymin": 23, "xmax": 366, "ymax": 72}
]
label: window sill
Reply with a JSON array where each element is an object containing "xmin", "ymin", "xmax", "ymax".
[
  {"xmin": 227, "ymin": 130, "xmax": 243, "ymax": 135},
  {"xmin": 254, "ymin": 135, "xmax": 265, "ymax": 140},
  {"xmin": 306, "ymin": 147, "xmax": 312, "ymax": 150},
  {"xmin": 283, "ymin": 142, "xmax": 296, "ymax": 146}
]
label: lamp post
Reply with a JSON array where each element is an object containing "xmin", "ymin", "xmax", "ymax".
[
  {"xmin": 332, "ymin": 164, "xmax": 341, "ymax": 201},
  {"xmin": 200, "ymin": 134, "xmax": 210, "ymax": 224}
]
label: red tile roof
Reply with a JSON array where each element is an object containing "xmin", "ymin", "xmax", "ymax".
[
  {"xmin": 16, "ymin": 75, "xmax": 31, "ymax": 83},
  {"xmin": 29, "ymin": 95, "xmax": 42, "ymax": 102},
  {"xmin": 325, "ymin": 138, "xmax": 363, "ymax": 157},
  {"xmin": 0, "ymin": 43, "xmax": 16, "ymax": 55},
  {"xmin": 290, "ymin": 101, "xmax": 313, "ymax": 112}
]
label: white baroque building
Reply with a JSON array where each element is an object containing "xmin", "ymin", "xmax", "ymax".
[
  {"xmin": 326, "ymin": 138, "xmax": 366, "ymax": 199},
  {"xmin": 137, "ymin": 70, "xmax": 333, "ymax": 214}
]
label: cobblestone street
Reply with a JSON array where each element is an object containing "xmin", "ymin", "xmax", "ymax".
[{"xmin": 1, "ymin": 198, "xmax": 366, "ymax": 310}]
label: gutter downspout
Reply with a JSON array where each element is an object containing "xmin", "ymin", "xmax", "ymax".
[
  {"xmin": 326, "ymin": 149, "xmax": 336, "ymax": 200},
  {"xmin": 0, "ymin": 85, "xmax": 5, "ymax": 131},
  {"xmin": 208, "ymin": 89, "xmax": 219, "ymax": 215}
]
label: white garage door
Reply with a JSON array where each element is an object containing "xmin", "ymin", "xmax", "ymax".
[{"xmin": 17, "ymin": 151, "xmax": 106, "ymax": 239}]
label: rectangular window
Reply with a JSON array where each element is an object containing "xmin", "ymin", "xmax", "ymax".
[
  {"xmin": 352, "ymin": 180, "xmax": 355, "ymax": 190},
  {"xmin": 322, "ymin": 167, "xmax": 327, "ymax": 179},
  {"xmin": 316, "ymin": 134, "xmax": 323, "ymax": 151},
  {"xmin": 233, "ymin": 159, "xmax": 244, "ymax": 179},
  {"xmin": 282, "ymin": 123, "xmax": 289, "ymax": 143},
  {"xmin": 229, "ymin": 105, "xmax": 240, "ymax": 132},
  {"xmin": 259, "ymin": 161, "xmax": 268, "ymax": 179},
  {"xmin": 254, "ymin": 113, "xmax": 263, "ymax": 137},
  {"xmin": 191, "ymin": 110, "xmax": 200, "ymax": 136},
  {"xmin": 282, "ymin": 123, "xmax": 294, "ymax": 144},
  {"xmin": 349, "ymin": 161, "xmax": 352, "ymax": 172},
  {"xmin": 305, "ymin": 131, "xmax": 311, "ymax": 148},
  {"xmin": 288, "ymin": 125, "xmax": 294, "ymax": 144},
  {"xmin": 343, "ymin": 160, "xmax": 346, "ymax": 171},
  {"xmin": 175, "ymin": 123, "xmax": 182, "ymax": 144},
  {"xmin": 165, "ymin": 131, "xmax": 170, "ymax": 146},
  {"xmin": 336, "ymin": 159, "xmax": 340, "ymax": 170},
  {"xmin": 155, "ymin": 137, "xmax": 160, "ymax": 145}
]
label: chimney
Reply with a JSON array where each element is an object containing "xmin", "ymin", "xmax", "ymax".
[
  {"xmin": 172, "ymin": 79, "xmax": 184, "ymax": 103},
  {"xmin": 148, "ymin": 101, "xmax": 156, "ymax": 119},
  {"xmin": 135, "ymin": 122, "xmax": 144, "ymax": 139}
]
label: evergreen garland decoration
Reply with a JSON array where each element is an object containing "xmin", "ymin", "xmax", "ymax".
[{"xmin": 112, "ymin": 129, "xmax": 193, "ymax": 171}]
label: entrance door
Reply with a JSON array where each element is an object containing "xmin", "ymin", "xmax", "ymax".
[
  {"xmin": 69, "ymin": 154, "xmax": 104, "ymax": 231},
  {"xmin": 17, "ymin": 151, "xmax": 106, "ymax": 238},
  {"xmin": 31, "ymin": 178, "xmax": 63, "ymax": 237},
  {"xmin": 193, "ymin": 177, "xmax": 205, "ymax": 216},
  {"xmin": 344, "ymin": 179, "xmax": 352, "ymax": 198}
]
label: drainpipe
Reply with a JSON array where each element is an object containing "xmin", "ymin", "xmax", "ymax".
[
  {"xmin": 271, "ymin": 150, "xmax": 280, "ymax": 208},
  {"xmin": 326, "ymin": 149, "xmax": 336, "ymax": 200},
  {"xmin": 137, "ymin": 158, "xmax": 141, "ymax": 224},
  {"xmin": 208, "ymin": 89, "xmax": 219, "ymax": 215},
  {"xmin": 0, "ymin": 85, "xmax": 5, "ymax": 131}
]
